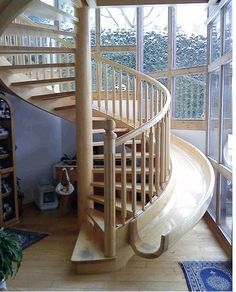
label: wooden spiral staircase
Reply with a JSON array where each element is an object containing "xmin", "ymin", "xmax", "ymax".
[{"xmin": 0, "ymin": 0, "xmax": 215, "ymax": 273}]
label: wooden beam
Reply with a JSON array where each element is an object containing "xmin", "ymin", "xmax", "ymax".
[{"xmin": 0, "ymin": 0, "xmax": 34, "ymax": 36}]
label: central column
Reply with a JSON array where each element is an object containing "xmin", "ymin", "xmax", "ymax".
[{"xmin": 75, "ymin": 1, "xmax": 93, "ymax": 229}]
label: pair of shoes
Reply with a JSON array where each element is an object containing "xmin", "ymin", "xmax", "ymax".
[
  {"xmin": 1, "ymin": 181, "xmax": 12, "ymax": 194},
  {"xmin": 0, "ymin": 146, "xmax": 7, "ymax": 154},
  {"xmin": 0, "ymin": 126, "xmax": 8, "ymax": 136}
]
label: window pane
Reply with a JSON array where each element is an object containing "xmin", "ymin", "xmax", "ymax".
[
  {"xmin": 210, "ymin": 15, "xmax": 220, "ymax": 62},
  {"xmin": 224, "ymin": 1, "xmax": 232, "ymax": 53},
  {"xmin": 208, "ymin": 170, "xmax": 218, "ymax": 220},
  {"xmin": 222, "ymin": 62, "xmax": 232, "ymax": 169},
  {"xmin": 143, "ymin": 7, "xmax": 168, "ymax": 72},
  {"xmin": 176, "ymin": 5, "xmax": 207, "ymax": 68},
  {"xmin": 157, "ymin": 77, "xmax": 168, "ymax": 88},
  {"xmin": 101, "ymin": 8, "xmax": 136, "ymax": 46},
  {"xmin": 173, "ymin": 74, "xmax": 205, "ymax": 119},
  {"xmin": 209, "ymin": 71, "xmax": 220, "ymax": 160},
  {"xmin": 102, "ymin": 52, "xmax": 136, "ymax": 69},
  {"xmin": 220, "ymin": 175, "xmax": 232, "ymax": 241},
  {"xmin": 90, "ymin": 9, "xmax": 96, "ymax": 46}
]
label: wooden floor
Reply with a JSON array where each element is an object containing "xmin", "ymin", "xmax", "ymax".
[{"xmin": 7, "ymin": 205, "xmax": 229, "ymax": 291}]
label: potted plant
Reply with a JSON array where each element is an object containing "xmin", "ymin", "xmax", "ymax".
[{"xmin": 0, "ymin": 228, "xmax": 22, "ymax": 290}]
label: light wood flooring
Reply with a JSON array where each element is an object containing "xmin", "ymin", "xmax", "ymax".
[{"xmin": 7, "ymin": 205, "xmax": 229, "ymax": 291}]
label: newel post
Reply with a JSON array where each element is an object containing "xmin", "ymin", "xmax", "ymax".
[{"xmin": 104, "ymin": 119, "xmax": 117, "ymax": 257}]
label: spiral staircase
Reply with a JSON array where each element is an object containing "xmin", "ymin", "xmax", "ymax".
[{"xmin": 0, "ymin": 0, "xmax": 214, "ymax": 273}]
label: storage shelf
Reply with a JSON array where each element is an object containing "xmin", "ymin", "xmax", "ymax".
[
  {"xmin": 0, "ymin": 167, "xmax": 14, "ymax": 174},
  {"xmin": 0, "ymin": 153, "xmax": 9, "ymax": 160}
]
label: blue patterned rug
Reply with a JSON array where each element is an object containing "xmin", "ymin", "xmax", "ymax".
[
  {"xmin": 6, "ymin": 227, "xmax": 48, "ymax": 250},
  {"xmin": 179, "ymin": 261, "xmax": 232, "ymax": 291}
]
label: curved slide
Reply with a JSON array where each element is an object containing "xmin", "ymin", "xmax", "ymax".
[{"xmin": 129, "ymin": 135, "xmax": 214, "ymax": 258}]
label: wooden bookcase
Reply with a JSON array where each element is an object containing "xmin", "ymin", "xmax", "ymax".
[{"xmin": 0, "ymin": 94, "xmax": 19, "ymax": 227}]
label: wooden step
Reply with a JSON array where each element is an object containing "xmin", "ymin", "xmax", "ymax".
[
  {"xmin": 31, "ymin": 91, "xmax": 75, "ymax": 100},
  {"xmin": 92, "ymin": 181, "xmax": 156, "ymax": 194},
  {"xmin": 0, "ymin": 46, "xmax": 75, "ymax": 54},
  {"xmin": 71, "ymin": 222, "xmax": 115, "ymax": 264},
  {"xmin": 24, "ymin": 1, "xmax": 78, "ymax": 23},
  {"xmin": 87, "ymin": 208, "xmax": 123, "ymax": 232},
  {"xmin": 92, "ymin": 128, "xmax": 129, "ymax": 134},
  {"xmin": 87, "ymin": 208, "xmax": 105, "ymax": 232},
  {"xmin": 54, "ymin": 104, "xmax": 75, "ymax": 111},
  {"xmin": 93, "ymin": 167, "xmax": 153, "ymax": 174},
  {"xmin": 12, "ymin": 77, "xmax": 75, "ymax": 87},
  {"xmin": 6, "ymin": 23, "xmax": 76, "ymax": 37},
  {"xmin": 89, "ymin": 194, "xmax": 142, "ymax": 214},
  {"xmin": 93, "ymin": 139, "xmax": 141, "ymax": 147},
  {"xmin": 93, "ymin": 152, "xmax": 152, "ymax": 160},
  {"xmin": 0, "ymin": 63, "xmax": 75, "ymax": 71}
]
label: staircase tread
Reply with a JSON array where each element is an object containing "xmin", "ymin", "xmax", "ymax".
[
  {"xmin": 92, "ymin": 181, "xmax": 156, "ymax": 193},
  {"xmin": 92, "ymin": 128, "xmax": 129, "ymax": 134},
  {"xmin": 93, "ymin": 139, "xmax": 142, "ymax": 147},
  {"xmin": 93, "ymin": 152, "xmax": 152, "ymax": 159},
  {"xmin": 93, "ymin": 167, "xmax": 153, "ymax": 174},
  {"xmin": 11, "ymin": 77, "xmax": 75, "ymax": 87},
  {"xmin": 89, "ymin": 194, "xmax": 142, "ymax": 213},
  {"xmin": 0, "ymin": 63, "xmax": 75, "ymax": 70},
  {"xmin": 31, "ymin": 91, "xmax": 75, "ymax": 100},
  {"xmin": 71, "ymin": 222, "xmax": 115, "ymax": 263}
]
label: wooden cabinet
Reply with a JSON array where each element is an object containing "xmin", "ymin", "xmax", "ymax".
[{"xmin": 0, "ymin": 94, "xmax": 19, "ymax": 226}]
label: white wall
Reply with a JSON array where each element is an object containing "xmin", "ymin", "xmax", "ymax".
[
  {"xmin": 61, "ymin": 119, "xmax": 76, "ymax": 159},
  {"xmin": 5, "ymin": 93, "xmax": 62, "ymax": 204},
  {"xmin": 171, "ymin": 129, "xmax": 206, "ymax": 153}
]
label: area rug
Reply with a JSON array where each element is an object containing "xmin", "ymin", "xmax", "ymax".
[
  {"xmin": 6, "ymin": 227, "xmax": 48, "ymax": 250},
  {"xmin": 179, "ymin": 261, "xmax": 232, "ymax": 291}
]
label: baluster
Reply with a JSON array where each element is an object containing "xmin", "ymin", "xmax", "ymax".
[
  {"xmin": 160, "ymin": 117, "xmax": 166, "ymax": 189},
  {"xmin": 145, "ymin": 82, "xmax": 148, "ymax": 122},
  {"xmin": 141, "ymin": 132, "xmax": 146, "ymax": 210},
  {"xmin": 137, "ymin": 78, "xmax": 142, "ymax": 126},
  {"xmin": 97, "ymin": 61, "xmax": 101, "ymax": 109},
  {"xmin": 104, "ymin": 64, "xmax": 108, "ymax": 113},
  {"xmin": 119, "ymin": 70, "xmax": 123, "ymax": 120},
  {"xmin": 155, "ymin": 123, "xmax": 161, "ymax": 196},
  {"xmin": 148, "ymin": 127, "xmax": 154, "ymax": 203},
  {"xmin": 133, "ymin": 76, "xmax": 136, "ymax": 127},
  {"xmin": 132, "ymin": 138, "xmax": 136, "ymax": 216},
  {"xmin": 150, "ymin": 85, "xmax": 154, "ymax": 118},
  {"xmin": 42, "ymin": 37, "xmax": 46, "ymax": 79},
  {"xmin": 112, "ymin": 68, "xmax": 116, "ymax": 116},
  {"xmin": 165, "ymin": 109, "xmax": 170, "ymax": 180},
  {"xmin": 126, "ymin": 74, "xmax": 130, "ymax": 123},
  {"xmin": 104, "ymin": 119, "xmax": 117, "ymax": 258},
  {"xmin": 121, "ymin": 144, "xmax": 127, "ymax": 225}
]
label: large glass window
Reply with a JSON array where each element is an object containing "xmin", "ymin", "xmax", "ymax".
[
  {"xmin": 210, "ymin": 15, "xmax": 220, "ymax": 62},
  {"xmin": 173, "ymin": 74, "xmax": 205, "ymax": 119},
  {"xmin": 224, "ymin": 1, "xmax": 232, "ymax": 53},
  {"xmin": 209, "ymin": 71, "xmax": 220, "ymax": 160},
  {"xmin": 100, "ymin": 8, "xmax": 136, "ymax": 46},
  {"xmin": 102, "ymin": 52, "xmax": 136, "ymax": 69},
  {"xmin": 176, "ymin": 5, "xmax": 207, "ymax": 68},
  {"xmin": 143, "ymin": 7, "xmax": 168, "ymax": 72},
  {"xmin": 220, "ymin": 175, "xmax": 232, "ymax": 241},
  {"xmin": 222, "ymin": 62, "xmax": 232, "ymax": 169}
]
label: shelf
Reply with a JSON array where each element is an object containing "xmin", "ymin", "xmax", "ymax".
[
  {"xmin": 0, "ymin": 167, "xmax": 14, "ymax": 174},
  {"xmin": 0, "ymin": 153, "xmax": 9, "ymax": 160},
  {"xmin": 0, "ymin": 133, "xmax": 9, "ymax": 140},
  {"xmin": 2, "ymin": 190, "xmax": 12, "ymax": 198}
]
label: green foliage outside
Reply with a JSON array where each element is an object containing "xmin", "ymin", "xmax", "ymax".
[{"xmin": 95, "ymin": 28, "xmax": 207, "ymax": 119}]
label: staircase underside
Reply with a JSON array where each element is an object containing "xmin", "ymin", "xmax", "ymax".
[{"xmin": 71, "ymin": 135, "xmax": 214, "ymax": 273}]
